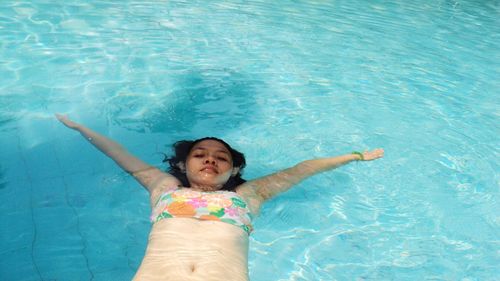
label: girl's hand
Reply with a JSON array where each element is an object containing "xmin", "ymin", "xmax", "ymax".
[
  {"xmin": 55, "ymin": 114, "xmax": 81, "ymax": 130},
  {"xmin": 361, "ymin": 148, "xmax": 384, "ymax": 161}
]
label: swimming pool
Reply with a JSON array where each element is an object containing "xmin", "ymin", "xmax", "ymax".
[{"xmin": 1, "ymin": 0, "xmax": 498, "ymax": 280}]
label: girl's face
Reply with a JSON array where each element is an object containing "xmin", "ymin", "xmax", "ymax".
[{"xmin": 185, "ymin": 139, "xmax": 236, "ymax": 190}]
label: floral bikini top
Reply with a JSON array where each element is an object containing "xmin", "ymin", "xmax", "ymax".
[{"xmin": 150, "ymin": 187, "xmax": 254, "ymax": 234}]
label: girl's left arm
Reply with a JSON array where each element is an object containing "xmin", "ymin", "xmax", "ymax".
[{"xmin": 237, "ymin": 149, "xmax": 384, "ymax": 203}]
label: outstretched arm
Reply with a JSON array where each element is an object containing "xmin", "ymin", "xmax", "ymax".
[
  {"xmin": 55, "ymin": 114, "xmax": 179, "ymax": 193},
  {"xmin": 237, "ymin": 149, "xmax": 384, "ymax": 203}
]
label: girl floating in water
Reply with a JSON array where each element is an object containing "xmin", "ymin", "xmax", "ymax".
[{"xmin": 56, "ymin": 114, "xmax": 384, "ymax": 281}]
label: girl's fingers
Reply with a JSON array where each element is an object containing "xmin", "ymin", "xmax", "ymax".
[
  {"xmin": 362, "ymin": 148, "xmax": 384, "ymax": 161},
  {"xmin": 55, "ymin": 113, "xmax": 68, "ymax": 123},
  {"xmin": 55, "ymin": 114, "xmax": 78, "ymax": 128}
]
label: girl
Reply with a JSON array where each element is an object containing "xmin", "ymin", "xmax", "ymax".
[{"xmin": 56, "ymin": 114, "xmax": 384, "ymax": 281}]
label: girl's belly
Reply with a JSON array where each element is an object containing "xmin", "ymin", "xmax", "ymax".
[{"xmin": 133, "ymin": 218, "xmax": 250, "ymax": 281}]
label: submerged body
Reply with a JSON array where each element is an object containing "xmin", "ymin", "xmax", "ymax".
[
  {"xmin": 134, "ymin": 219, "xmax": 249, "ymax": 281},
  {"xmin": 133, "ymin": 182, "xmax": 261, "ymax": 281}
]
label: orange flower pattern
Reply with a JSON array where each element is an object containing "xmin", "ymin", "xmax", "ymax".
[{"xmin": 151, "ymin": 187, "xmax": 254, "ymax": 234}]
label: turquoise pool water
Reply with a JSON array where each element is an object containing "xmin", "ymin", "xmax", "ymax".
[{"xmin": 1, "ymin": 1, "xmax": 499, "ymax": 280}]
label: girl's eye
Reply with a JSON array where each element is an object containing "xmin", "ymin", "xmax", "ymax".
[
  {"xmin": 194, "ymin": 154, "xmax": 204, "ymax": 158},
  {"xmin": 218, "ymin": 157, "xmax": 228, "ymax": 162}
]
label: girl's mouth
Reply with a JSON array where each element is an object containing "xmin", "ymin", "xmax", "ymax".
[{"xmin": 201, "ymin": 166, "xmax": 218, "ymax": 174}]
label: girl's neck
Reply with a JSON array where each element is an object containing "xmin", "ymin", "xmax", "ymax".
[{"xmin": 189, "ymin": 183, "xmax": 222, "ymax": 192}]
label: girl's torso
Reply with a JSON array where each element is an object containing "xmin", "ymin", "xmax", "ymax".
[{"xmin": 133, "ymin": 183, "xmax": 262, "ymax": 281}]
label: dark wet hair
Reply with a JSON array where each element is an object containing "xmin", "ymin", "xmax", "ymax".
[{"xmin": 163, "ymin": 137, "xmax": 246, "ymax": 191}]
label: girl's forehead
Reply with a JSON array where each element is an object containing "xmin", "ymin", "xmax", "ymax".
[{"xmin": 191, "ymin": 140, "xmax": 230, "ymax": 154}]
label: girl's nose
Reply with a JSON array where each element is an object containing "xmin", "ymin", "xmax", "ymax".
[{"xmin": 204, "ymin": 157, "xmax": 216, "ymax": 165}]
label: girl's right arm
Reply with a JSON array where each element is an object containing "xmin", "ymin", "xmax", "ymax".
[{"xmin": 55, "ymin": 114, "xmax": 180, "ymax": 195}]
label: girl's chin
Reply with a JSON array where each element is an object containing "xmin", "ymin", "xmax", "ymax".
[{"xmin": 200, "ymin": 174, "xmax": 229, "ymax": 183}]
